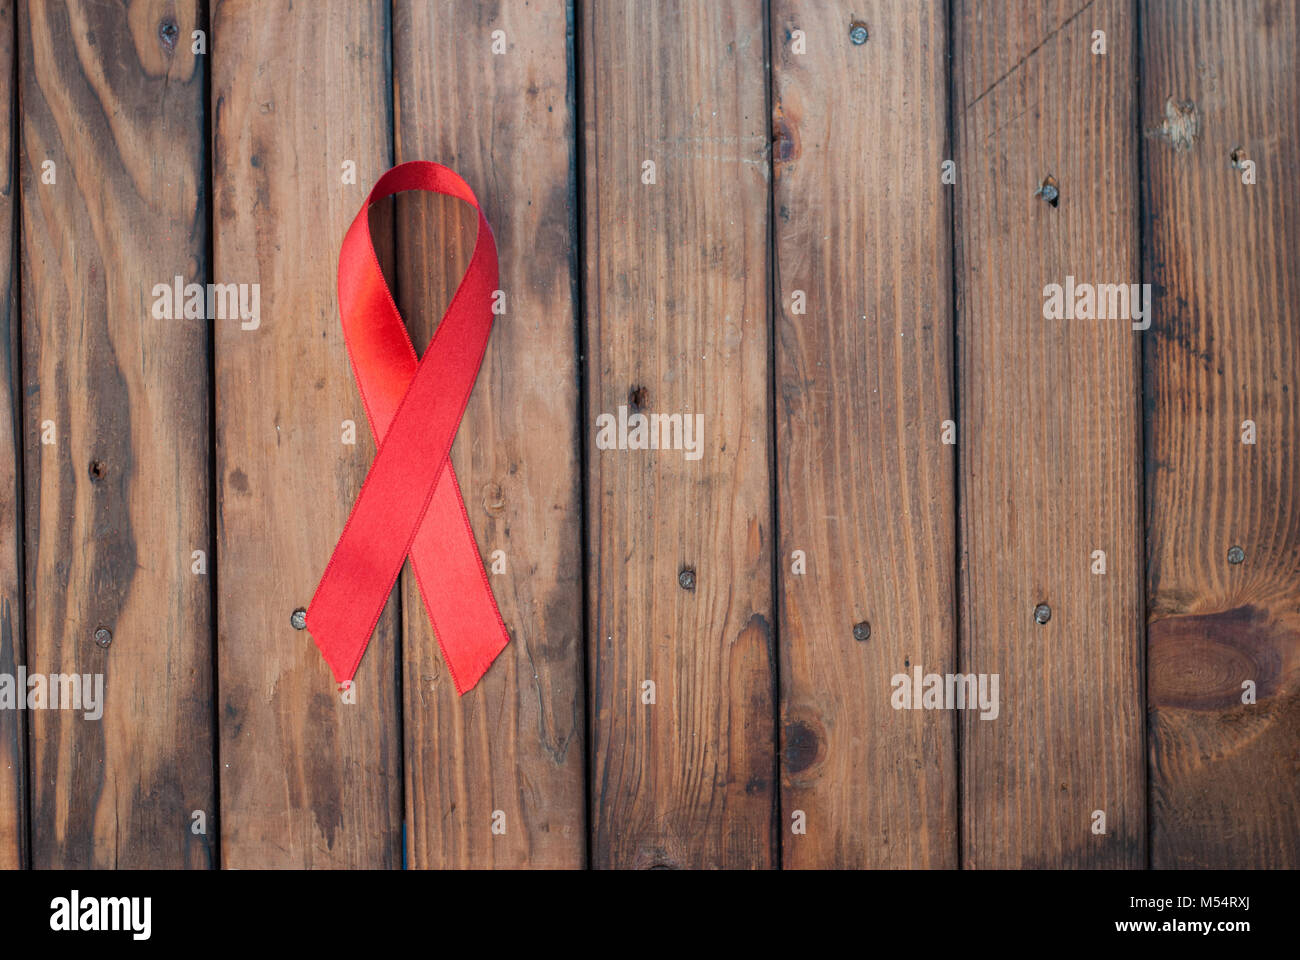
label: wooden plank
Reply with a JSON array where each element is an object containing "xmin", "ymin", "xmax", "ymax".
[
  {"xmin": 19, "ymin": 0, "xmax": 212, "ymax": 867},
  {"xmin": 581, "ymin": 0, "xmax": 775, "ymax": 869},
  {"xmin": 392, "ymin": 1, "xmax": 586, "ymax": 868},
  {"xmin": 770, "ymin": 1, "xmax": 957, "ymax": 868},
  {"xmin": 212, "ymin": 0, "xmax": 401, "ymax": 868},
  {"xmin": 0, "ymin": 0, "xmax": 23, "ymax": 871},
  {"xmin": 952, "ymin": 0, "xmax": 1146, "ymax": 867},
  {"xmin": 1141, "ymin": 0, "xmax": 1300, "ymax": 868}
]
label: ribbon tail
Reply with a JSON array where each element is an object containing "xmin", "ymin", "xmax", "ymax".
[{"xmin": 408, "ymin": 463, "xmax": 510, "ymax": 695}]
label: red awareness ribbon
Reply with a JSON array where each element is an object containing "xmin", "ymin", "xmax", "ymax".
[{"xmin": 306, "ymin": 161, "xmax": 509, "ymax": 695}]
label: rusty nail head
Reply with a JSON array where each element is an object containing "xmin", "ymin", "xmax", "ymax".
[
  {"xmin": 1036, "ymin": 175, "xmax": 1060, "ymax": 206},
  {"xmin": 678, "ymin": 568, "xmax": 696, "ymax": 591},
  {"xmin": 1034, "ymin": 603, "xmax": 1052, "ymax": 625},
  {"xmin": 94, "ymin": 626, "xmax": 112, "ymax": 648},
  {"xmin": 291, "ymin": 608, "xmax": 307, "ymax": 630},
  {"xmin": 853, "ymin": 621, "xmax": 871, "ymax": 642}
]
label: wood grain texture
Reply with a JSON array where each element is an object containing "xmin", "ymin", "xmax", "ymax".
[
  {"xmin": 0, "ymin": 0, "xmax": 24, "ymax": 872},
  {"xmin": 953, "ymin": 0, "xmax": 1146, "ymax": 867},
  {"xmin": 1, "ymin": 0, "xmax": 1292, "ymax": 872},
  {"xmin": 1141, "ymin": 0, "xmax": 1300, "ymax": 868},
  {"xmin": 20, "ymin": 0, "xmax": 212, "ymax": 867},
  {"xmin": 582, "ymin": 0, "xmax": 776, "ymax": 869},
  {"xmin": 771, "ymin": 0, "xmax": 957, "ymax": 868},
  {"xmin": 212, "ymin": 0, "xmax": 401, "ymax": 868},
  {"xmin": 392, "ymin": 0, "xmax": 586, "ymax": 868}
]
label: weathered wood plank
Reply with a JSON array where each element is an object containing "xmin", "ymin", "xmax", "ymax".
[
  {"xmin": 212, "ymin": 0, "xmax": 401, "ymax": 868},
  {"xmin": 1141, "ymin": 0, "xmax": 1300, "ymax": 868},
  {"xmin": 953, "ymin": 0, "xmax": 1146, "ymax": 867},
  {"xmin": 771, "ymin": 0, "xmax": 958, "ymax": 868},
  {"xmin": 0, "ymin": 0, "xmax": 24, "ymax": 871},
  {"xmin": 20, "ymin": 0, "xmax": 212, "ymax": 867},
  {"xmin": 582, "ymin": 0, "xmax": 776, "ymax": 869},
  {"xmin": 392, "ymin": 0, "xmax": 586, "ymax": 868}
]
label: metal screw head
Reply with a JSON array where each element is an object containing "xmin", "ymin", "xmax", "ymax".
[
  {"xmin": 290, "ymin": 608, "xmax": 307, "ymax": 630},
  {"xmin": 852, "ymin": 621, "xmax": 871, "ymax": 642},
  {"xmin": 1034, "ymin": 603, "xmax": 1052, "ymax": 625},
  {"xmin": 93, "ymin": 626, "xmax": 112, "ymax": 648},
  {"xmin": 678, "ymin": 568, "xmax": 696, "ymax": 591},
  {"xmin": 1227, "ymin": 545, "xmax": 1245, "ymax": 565},
  {"xmin": 849, "ymin": 23, "xmax": 868, "ymax": 45}
]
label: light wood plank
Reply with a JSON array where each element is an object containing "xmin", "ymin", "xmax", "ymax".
[
  {"xmin": 212, "ymin": 0, "xmax": 401, "ymax": 868},
  {"xmin": 20, "ymin": 0, "xmax": 212, "ymax": 867},
  {"xmin": 1142, "ymin": 0, "xmax": 1300, "ymax": 868},
  {"xmin": 0, "ymin": 0, "xmax": 24, "ymax": 871},
  {"xmin": 582, "ymin": 0, "xmax": 776, "ymax": 869},
  {"xmin": 771, "ymin": 0, "xmax": 958, "ymax": 868},
  {"xmin": 393, "ymin": 0, "xmax": 586, "ymax": 868},
  {"xmin": 953, "ymin": 0, "xmax": 1146, "ymax": 868}
]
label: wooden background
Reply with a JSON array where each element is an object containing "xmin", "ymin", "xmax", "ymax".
[{"xmin": 0, "ymin": 0, "xmax": 1295, "ymax": 869}]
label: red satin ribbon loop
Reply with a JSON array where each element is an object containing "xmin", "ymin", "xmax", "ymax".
[{"xmin": 306, "ymin": 161, "xmax": 508, "ymax": 695}]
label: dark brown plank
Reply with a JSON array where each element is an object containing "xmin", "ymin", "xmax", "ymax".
[
  {"xmin": 212, "ymin": 0, "xmax": 401, "ymax": 867},
  {"xmin": 0, "ymin": 0, "xmax": 23, "ymax": 871},
  {"xmin": 771, "ymin": 0, "xmax": 958, "ymax": 867},
  {"xmin": 582, "ymin": 0, "xmax": 776, "ymax": 869},
  {"xmin": 1142, "ymin": 0, "xmax": 1300, "ymax": 868},
  {"xmin": 953, "ymin": 0, "xmax": 1146, "ymax": 867},
  {"xmin": 392, "ymin": 0, "xmax": 586, "ymax": 868},
  {"xmin": 20, "ymin": 0, "xmax": 212, "ymax": 867}
]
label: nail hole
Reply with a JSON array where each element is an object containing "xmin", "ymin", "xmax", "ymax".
[
  {"xmin": 849, "ymin": 21, "xmax": 868, "ymax": 44},
  {"xmin": 852, "ymin": 620, "xmax": 871, "ymax": 642},
  {"xmin": 1034, "ymin": 603, "xmax": 1052, "ymax": 625},
  {"xmin": 88, "ymin": 460, "xmax": 107, "ymax": 481},
  {"xmin": 628, "ymin": 384, "xmax": 649, "ymax": 413},
  {"xmin": 158, "ymin": 18, "xmax": 178, "ymax": 51},
  {"xmin": 1229, "ymin": 146, "xmax": 1249, "ymax": 169},
  {"xmin": 93, "ymin": 626, "xmax": 112, "ymax": 648},
  {"xmin": 678, "ymin": 567, "xmax": 696, "ymax": 591},
  {"xmin": 1035, "ymin": 175, "xmax": 1059, "ymax": 207},
  {"xmin": 290, "ymin": 608, "xmax": 307, "ymax": 630},
  {"xmin": 1227, "ymin": 545, "xmax": 1245, "ymax": 565}
]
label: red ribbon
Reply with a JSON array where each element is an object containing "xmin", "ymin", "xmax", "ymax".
[{"xmin": 306, "ymin": 161, "xmax": 509, "ymax": 695}]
